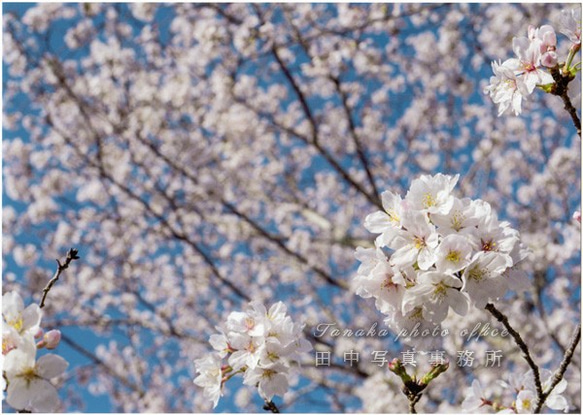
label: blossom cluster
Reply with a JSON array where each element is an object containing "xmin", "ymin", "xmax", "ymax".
[
  {"xmin": 354, "ymin": 174, "xmax": 530, "ymax": 337},
  {"xmin": 2, "ymin": 291, "xmax": 68, "ymax": 412},
  {"xmin": 484, "ymin": 8, "xmax": 581, "ymax": 116},
  {"xmin": 193, "ymin": 301, "xmax": 312, "ymax": 408},
  {"xmin": 462, "ymin": 369, "xmax": 569, "ymax": 413}
]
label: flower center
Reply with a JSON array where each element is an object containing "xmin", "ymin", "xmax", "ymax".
[
  {"xmin": 481, "ymin": 239, "xmax": 497, "ymax": 251},
  {"xmin": 446, "ymin": 250, "xmax": 461, "ymax": 264},
  {"xmin": 450, "ymin": 211, "xmax": 464, "ymax": 231},
  {"xmin": 468, "ymin": 266, "xmax": 487, "ymax": 281},
  {"xmin": 387, "ymin": 209, "xmax": 400, "ymax": 224},
  {"xmin": 244, "ymin": 317, "xmax": 255, "ymax": 331},
  {"xmin": 432, "ymin": 283, "xmax": 448, "ymax": 301},
  {"xmin": 8, "ymin": 317, "xmax": 24, "ymax": 333},
  {"xmin": 423, "ymin": 193, "xmax": 436, "ymax": 209},
  {"xmin": 413, "ymin": 236, "xmax": 426, "ymax": 250}
]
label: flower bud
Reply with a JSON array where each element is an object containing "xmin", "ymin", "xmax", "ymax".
[
  {"xmin": 388, "ymin": 358, "xmax": 412, "ymax": 383},
  {"xmin": 420, "ymin": 360, "xmax": 449, "ymax": 386},
  {"xmin": 42, "ymin": 329, "xmax": 62, "ymax": 349}
]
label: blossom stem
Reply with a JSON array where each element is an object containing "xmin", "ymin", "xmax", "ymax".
[
  {"xmin": 485, "ymin": 303, "xmax": 543, "ymax": 402},
  {"xmin": 534, "ymin": 324, "xmax": 581, "ymax": 413},
  {"xmin": 263, "ymin": 400, "xmax": 280, "ymax": 413},
  {"xmin": 549, "ymin": 66, "xmax": 581, "ymax": 137},
  {"xmin": 39, "ymin": 248, "xmax": 80, "ymax": 308}
]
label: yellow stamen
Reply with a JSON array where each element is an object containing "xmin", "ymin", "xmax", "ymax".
[
  {"xmin": 446, "ymin": 250, "xmax": 461, "ymax": 264},
  {"xmin": 423, "ymin": 193, "xmax": 436, "ymax": 208}
]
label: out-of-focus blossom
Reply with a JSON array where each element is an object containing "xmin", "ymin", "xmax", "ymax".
[{"xmin": 559, "ymin": 8, "xmax": 582, "ymax": 45}]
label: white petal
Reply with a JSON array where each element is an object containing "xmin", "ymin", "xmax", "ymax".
[
  {"xmin": 21, "ymin": 304, "xmax": 42, "ymax": 332},
  {"xmin": 545, "ymin": 394, "xmax": 568, "ymax": 411},
  {"xmin": 29, "ymin": 378, "xmax": 60, "ymax": 412},
  {"xmin": 36, "ymin": 354, "xmax": 69, "ymax": 379}
]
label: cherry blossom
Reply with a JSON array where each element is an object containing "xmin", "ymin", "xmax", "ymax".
[
  {"xmin": 2, "ymin": 3, "xmax": 580, "ymax": 412},
  {"xmin": 3, "ymin": 334, "xmax": 68, "ymax": 412},
  {"xmin": 193, "ymin": 301, "xmax": 311, "ymax": 407}
]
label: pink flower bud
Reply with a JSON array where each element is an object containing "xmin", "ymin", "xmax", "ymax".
[
  {"xmin": 42, "ymin": 329, "xmax": 62, "ymax": 349},
  {"xmin": 573, "ymin": 211, "xmax": 581, "ymax": 224},
  {"xmin": 34, "ymin": 328, "xmax": 44, "ymax": 339}
]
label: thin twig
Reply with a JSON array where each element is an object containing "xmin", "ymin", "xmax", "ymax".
[
  {"xmin": 39, "ymin": 248, "xmax": 80, "ymax": 308},
  {"xmin": 485, "ymin": 303, "xmax": 543, "ymax": 400},
  {"xmin": 263, "ymin": 400, "xmax": 280, "ymax": 413},
  {"xmin": 535, "ymin": 324, "xmax": 581, "ymax": 413}
]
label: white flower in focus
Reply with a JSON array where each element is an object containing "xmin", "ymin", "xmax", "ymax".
[
  {"xmin": 434, "ymin": 234, "xmax": 473, "ymax": 274},
  {"xmin": 353, "ymin": 247, "xmax": 406, "ymax": 314},
  {"xmin": 2, "ymin": 291, "xmax": 42, "ymax": 336},
  {"xmin": 4, "ymin": 336, "xmax": 68, "ymax": 412},
  {"xmin": 364, "ymin": 190, "xmax": 403, "ymax": 247},
  {"xmin": 431, "ymin": 197, "xmax": 480, "ymax": 236},
  {"xmin": 243, "ymin": 363, "xmax": 289, "ymax": 402},
  {"xmin": 559, "ymin": 8, "xmax": 582, "ymax": 45},
  {"xmin": 461, "ymin": 252, "xmax": 513, "ymax": 308},
  {"xmin": 227, "ymin": 332, "xmax": 264, "ymax": 370},
  {"xmin": 2, "ymin": 324, "xmax": 25, "ymax": 355},
  {"xmin": 193, "ymin": 354, "xmax": 223, "ymax": 409},
  {"xmin": 484, "ymin": 59, "xmax": 528, "ymax": 116},
  {"xmin": 510, "ymin": 35, "xmax": 554, "ymax": 93},
  {"xmin": 402, "ymin": 272, "xmax": 468, "ymax": 323},
  {"xmin": 405, "ymin": 173, "xmax": 459, "ymax": 215},
  {"xmin": 226, "ymin": 301, "xmax": 267, "ymax": 337},
  {"xmin": 389, "ymin": 210, "xmax": 438, "ymax": 271},
  {"xmin": 209, "ymin": 330, "xmax": 230, "ymax": 358}
]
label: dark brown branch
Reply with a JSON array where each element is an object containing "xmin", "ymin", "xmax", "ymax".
[
  {"xmin": 550, "ymin": 66, "xmax": 581, "ymax": 137},
  {"xmin": 535, "ymin": 324, "xmax": 581, "ymax": 413},
  {"xmin": 330, "ymin": 75, "xmax": 381, "ymax": 205},
  {"xmin": 263, "ymin": 400, "xmax": 280, "ymax": 413},
  {"xmin": 485, "ymin": 303, "xmax": 543, "ymax": 400},
  {"xmin": 39, "ymin": 248, "xmax": 80, "ymax": 308}
]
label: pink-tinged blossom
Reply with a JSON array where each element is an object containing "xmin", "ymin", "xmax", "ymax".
[
  {"xmin": 37, "ymin": 330, "xmax": 62, "ymax": 350},
  {"xmin": 510, "ymin": 35, "xmax": 554, "ymax": 93},
  {"xmin": 530, "ymin": 25, "xmax": 558, "ymax": 67}
]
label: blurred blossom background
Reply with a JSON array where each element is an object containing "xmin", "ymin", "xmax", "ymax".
[{"xmin": 2, "ymin": 3, "xmax": 580, "ymax": 412}]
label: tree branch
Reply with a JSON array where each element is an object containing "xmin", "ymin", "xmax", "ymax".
[
  {"xmin": 263, "ymin": 400, "xmax": 280, "ymax": 413},
  {"xmin": 485, "ymin": 303, "xmax": 543, "ymax": 400},
  {"xmin": 535, "ymin": 323, "xmax": 581, "ymax": 413},
  {"xmin": 39, "ymin": 248, "xmax": 80, "ymax": 308}
]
